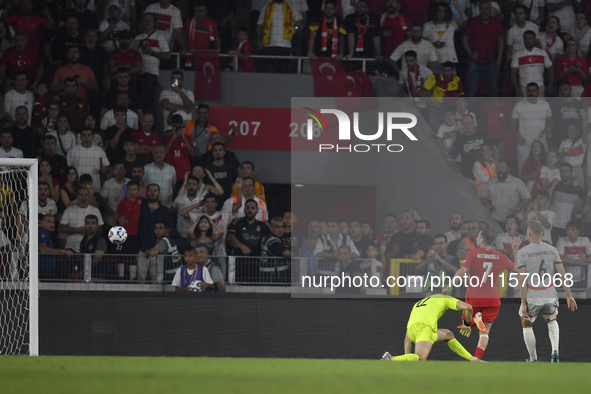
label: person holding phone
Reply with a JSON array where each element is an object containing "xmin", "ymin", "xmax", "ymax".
[{"xmin": 159, "ymin": 70, "xmax": 195, "ymax": 130}]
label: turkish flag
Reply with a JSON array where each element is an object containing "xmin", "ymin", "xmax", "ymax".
[
  {"xmin": 194, "ymin": 50, "xmax": 221, "ymax": 101},
  {"xmin": 343, "ymin": 72, "xmax": 364, "ymax": 97},
  {"xmin": 335, "ymin": 71, "xmax": 376, "ymax": 113},
  {"xmin": 344, "ymin": 71, "xmax": 375, "ymax": 97},
  {"xmin": 311, "ymin": 58, "xmax": 346, "ymax": 97}
]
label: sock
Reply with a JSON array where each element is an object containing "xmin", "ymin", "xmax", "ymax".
[
  {"xmin": 523, "ymin": 327, "xmax": 537, "ymax": 361},
  {"xmin": 475, "ymin": 347, "xmax": 485, "ymax": 359},
  {"xmin": 447, "ymin": 339, "xmax": 473, "ymax": 361},
  {"xmin": 117, "ymin": 263, "xmax": 125, "ymax": 278},
  {"xmin": 475, "ymin": 334, "xmax": 489, "ymax": 359},
  {"xmin": 394, "ymin": 354, "xmax": 420, "ymax": 361},
  {"xmin": 547, "ymin": 320, "xmax": 559, "ymax": 354}
]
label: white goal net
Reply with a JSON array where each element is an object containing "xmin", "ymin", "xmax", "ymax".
[{"xmin": 0, "ymin": 159, "xmax": 38, "ymax": 355}]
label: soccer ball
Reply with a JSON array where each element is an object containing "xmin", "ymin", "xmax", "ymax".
[{"xmin": 108, "ymin": 226, "xmax": 128, "ymax": 245}]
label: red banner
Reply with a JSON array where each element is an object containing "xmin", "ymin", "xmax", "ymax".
[
  {"xmin": 207, "ymin": 102, "xmax": 394, "ymax": 152},
  {"xmin": 193, "ymin": 50, "xmax": 221, "ymax": 101},
  {"xmin": 207, "ymin": 106, "xmax": 342, "ymax": 151},
  {"xmin": 208, "ymin": 106, "xmax": 291, "ymax": 150}
]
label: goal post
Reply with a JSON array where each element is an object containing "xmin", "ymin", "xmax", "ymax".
[{"xmin": 0, "ymin": 159, "xmax": 38, "ymax": 356}]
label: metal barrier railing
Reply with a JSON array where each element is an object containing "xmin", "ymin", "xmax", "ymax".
[
  {"xmin": 1, "ymin": 253, "xmax": 586, "ymax": 293},
  {"xmin": 170, "ymin": 52, "xmax": 378, "ymax": 73}
]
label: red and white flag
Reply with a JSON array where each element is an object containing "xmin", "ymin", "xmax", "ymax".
[
  {"xmin": 310, "ymin": 58, "xmax": 347, "ymax": 97},
  {"xmin": 194, "ymin": 50, "xmax": 221, "ymax": 101}
]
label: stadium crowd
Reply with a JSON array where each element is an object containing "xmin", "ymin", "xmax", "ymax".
[{"xmin": 0, "ymin": 0, "xmax": 587, "ymax": 292}]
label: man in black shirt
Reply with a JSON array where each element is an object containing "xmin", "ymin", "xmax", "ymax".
[
  {"xmin": 349, "ymin": 219, "xmax": 372, "ymax": 258},
  {"xmin": 227, "ymin": 199, "xmax": 269, "ymax": 282},
  {"xmin": 282, "ymin": 211, "xmax": 300, "ymax": 254},
  {"xmin": 447, "ymin": 114, "xmax": 489, "ymax": 180},
  {"xmin": 79, "ymin": 214, "xmax": 108, "ymax": 280},
  {"xmin": 344, "ymin": 0, "xmax": 382, "ymax": 71},
  {"xmin": 199, "ymin": 130, "xmax": 240, "ymax": 167},
  {"xmin": 414, "ymin": 219, "xmax": 434, "ymax": 259},
  {"xmin": 261, "ymin": 216, "xmax": 292, "ymax": 283},
  {"xmin": 106, "ymin": 106, "xmax": 134, "ymax": 163},
  {"xmin": 40, "ymin": 135, "xmax": 68, "ymax": 180},
  {"xmin": 122, "ymin": 142, "xmax": 146, "ymax": 180},
  {"xmin": 204, "ymin": 142, "xmax": 238, "ymax": 202},
  {"xmin": 80, "ymin": 28, "xmax": 107, "ymax": 91},
  {"xmin": 45, "ymin": 16, "xmax": 84, "ymax": 67},
  {"xmin": 65, "ymin": 0, "xmax": 99, "ymax": 35},
  {"xmin": 308, "ymin": 0, "xmax": 346, "ymax": 60},
  {"xmin": 447, "ymin": 221, "xmax": 469, "ymax": 256},
  {"xmin": 384, "ymin": 211, "xmax": 422, "ymax": 261},
  {"xmin": 101, "ymin": 68, "xmax": 138, "ymax": 115},
  {"xmin": 207, "ymin": 0, "xmax": 235, "ymax": 52},
  {"xmin": 9, "ymin": 106, "xmax": 42, "ymax": 158}
]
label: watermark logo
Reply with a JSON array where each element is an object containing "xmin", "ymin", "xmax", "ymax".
[
  {"xmin": 302, "ymin": 107, "xmax": 328, "ymax": 136},
  {"xmin": 302, "ymin": 108, "xmax": 419, "ymax": 152}
]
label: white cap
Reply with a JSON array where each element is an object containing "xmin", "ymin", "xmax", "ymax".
[{"xmin": 108, "ymin": 0, "xmax": 121, "ymax": 9}]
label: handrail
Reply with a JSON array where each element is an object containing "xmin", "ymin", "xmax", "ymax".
[
  {"xmin": 28, "ymin": 253, "xmax": 590, "ymax": 292},
  {"xmin": 170, "ymin": 52, "xmax": 379, "ymax": 73}
]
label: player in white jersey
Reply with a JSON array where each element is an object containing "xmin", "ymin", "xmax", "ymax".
[{"xmin": 516, "ymin": 221, "xmax": 577, "ymax": 363}]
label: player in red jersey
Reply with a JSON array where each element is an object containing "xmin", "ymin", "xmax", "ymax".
[{"xmin": 446, "ymin": 228, "xmax": 520, "ymax": 360}]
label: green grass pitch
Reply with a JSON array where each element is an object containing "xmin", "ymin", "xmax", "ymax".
[{"xmin": 1, "ymin": 356, "xmax": 590, "ymax": 394}]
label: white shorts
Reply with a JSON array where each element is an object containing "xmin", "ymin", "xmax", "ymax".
[{"xmin": 519, "ymin": 300, "xmax": 559, "ymax": 323}]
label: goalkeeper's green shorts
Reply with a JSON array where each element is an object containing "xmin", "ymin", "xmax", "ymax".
[{"xmin": 407, "ymin": 322, "xmax": 437, "ymax": 344}]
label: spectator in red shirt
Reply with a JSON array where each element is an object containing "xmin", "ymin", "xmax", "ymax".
[
  {"xmin": 0, "ymin": 32, "xmax": 43, "ymax": 88},
  {"xmin": 106, "ymin": 30, "xmax": 142, "ymax": 83},
  {"xmin": 380, "ymin": 0, "xmax": 409, "ymax": 59},
  {"xmin": 52, "ymin": 46, "xmax": 98, "ymax": 101},
  {"xmin": 33, "ymin": 81, "xmax": 51, "ymax": 130},
  {"xmin": 401, "ymin": 0, "xmax": 432, "ymax": 25},
  {"xmin": 165, "ymin": 114, "xmax": 195, "ymax": 190},
  {"xmin": 462, "ymin": 0, "xmax": 504, "ymax": 97},
  {"xmin": 58, "ymin": 77, "xmax": 88, "ymax": 133},
  {"xmin": 228, "ymin": 28, "xmax": 253, "ymax": 72},
  {"xmin": 133, "ymin": 112, "xmax": 162, "ymax": 163},
  {"xmin": 182, "ymin": 1, "xmax": 220, "ymax": 69},
  {"xmin": 113, "ymin": 179, "xmax": 143, "ymax": 277},
  {"xmin": 6, "ymin": 0, "xmax": 53, "ymax": 51},
  {"xmin": 183, "ymin": 1, "xmax": 221, "ymax": 55},
  {"xmin": 556, "ymin": 39, "xmax": 589, "ymax": 98}
]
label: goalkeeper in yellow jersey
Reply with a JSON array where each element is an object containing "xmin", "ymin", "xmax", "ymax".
[{"xmin": 381, "ymin": 288, "xmax": 480, "ymax": 361}]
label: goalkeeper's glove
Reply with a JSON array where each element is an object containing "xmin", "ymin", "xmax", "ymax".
[{"xmin": 457, "ymin": 321, "xmax": 472, "ymax": 337}]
